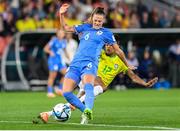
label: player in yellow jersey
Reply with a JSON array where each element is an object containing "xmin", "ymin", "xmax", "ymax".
[
  {"xmin": 78, "ymin": 44, "xmax": 158, "ymax": 100},
  {"xmin": 36, "ymin": 44, "xmax": 158, "ymax": 124}
]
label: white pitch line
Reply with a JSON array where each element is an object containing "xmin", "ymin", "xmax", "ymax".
[{"xmin": 0, "ymin": 120, "xmax": 179, "ymax": 130}]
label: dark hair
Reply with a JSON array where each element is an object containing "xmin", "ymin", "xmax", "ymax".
[
  {"xmin": 93, "ymin": 7, "xmax": 105, "ymax": 16},
  {"xmin": 85, "ymin": 7, "xmax": 105, "ymax": 24}
]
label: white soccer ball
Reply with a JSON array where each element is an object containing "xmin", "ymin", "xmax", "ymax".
[{"xmin": 53, "ymin": 103, "xmax": 71, "ymax": 122}]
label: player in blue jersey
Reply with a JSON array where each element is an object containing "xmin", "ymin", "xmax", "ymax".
[
  {"xmin": 58, "ymin": 4, "xmax": 134, "ymax": 122},
  {"xmin": 44, "ymin": 30, "xmax": 69, "ymax": 98}
]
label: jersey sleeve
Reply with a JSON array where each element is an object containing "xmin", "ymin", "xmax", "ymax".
[
  {"xmin": 73, "ymin": 23, "xmax": 91, "ymax": 34},
  {"xmin": 118, "ymin": 60, "xmax": 129, "ymax": 74},
  {"xmin": 48, "ymin": 37, "xmax": 56, "ymax": 47},
  {"xmin": 104, "ymin": 31, "xmax": 116, "ymax": 45}
]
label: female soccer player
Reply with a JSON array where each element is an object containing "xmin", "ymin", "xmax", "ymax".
[
  {"xmin": 44, "ymin": 30, "xmax": 68, "ymax": 98},
  {"xmin": 37, "ymin": 44, "xmax": 158, "ymax": 124},
  {"xmin": 59, "ymin": 4, "xmax": 133, "ymax": 120}
]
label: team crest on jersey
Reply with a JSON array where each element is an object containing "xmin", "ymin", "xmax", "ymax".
[
  {"xmin": 86, "ymin": 62, "xmax": 92, "ymax": 70},
  {"xmin": 114, "ymin": 64, "xmax": 118, "ymax": 70},
  {"xmin": 96, "ymin": 31, "xmax": 103, "ymax": 35}
]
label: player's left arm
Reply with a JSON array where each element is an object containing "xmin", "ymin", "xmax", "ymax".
[
  {"xmin": 112, "ymin": 44, "xmax": 136, "ymax": 70},
  {"xmin": 127, "ymin": 69, "xmax": 158, "ymax": 87},
  {"xmin": 105, "ymin": 32, "xmax": 135, "ymax": 70},
  {"xmin": 113, "ymin": 43, "xmax": 128, "ymax": 67}
]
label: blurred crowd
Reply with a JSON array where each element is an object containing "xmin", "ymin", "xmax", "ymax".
[
  {"xmin": 112, "ymin": 39, "xmax": 180, "ymax": 89},
  {"xmin": 0, "ymin": 0, "xmax": 180, "ymax": 33},
  {"xmin": 0, "ymin": 0, "xmax": 180, "ymax": 56}
]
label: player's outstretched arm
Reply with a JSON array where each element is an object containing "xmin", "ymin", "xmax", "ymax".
[
  {"xmin": 127, "ymin": 69, "xmax": 158, "ymax": 87},
  {"xmin": 113, "ymin": 44, "xmax": 136, "ymax": 70},
  {"xmin": 59, "ymin": 3, "xmax": 75, "ymax": 32}
]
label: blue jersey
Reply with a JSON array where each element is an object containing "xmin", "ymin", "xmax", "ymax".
[
  {"xmin": 48, "ymin": 37, "xmax": 66, "ymax": 59},
  {"xmin": 65, "ymin": 23, "xmax": 116, "ymax": 84},
  {"xmin": 72, "ymin": 23, "xmax": 116, "ymax": 65},
  {"xmin": 48, "ymin": 37, "xmax": 67, "ymax": 71}
]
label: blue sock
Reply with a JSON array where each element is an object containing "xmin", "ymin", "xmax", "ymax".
[
  {"xmin": 47, "ymin": 86, "xmax": 53, "ymax": 93},
  {"xmin": 84, "ymin": 83, "xmax": 94, "ymax": 110},
  {"xmin": 58, "ymin": 83, "xmax": 63, "ymax": 90},
  {"xmin": 63, "ymin": 92, "xmax": 85, "ymax": 112}
]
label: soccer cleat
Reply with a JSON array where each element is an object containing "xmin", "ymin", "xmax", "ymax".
[
  {"xmin": 83, "ymin": 108, "xmax": 93, "ymax": 120},
  {"xmin": 47, "ymin": 93, "xmax": 56, "ymax": 98},
  {"xmin": 38, "ymin": 112, "xmax": 49, "ymax": 123},
  {"xmin": 80, "ymin": 113, "xmax": 88, "ymax": 124},
  {"xmin": 55, "ymin": 87, "xmax": 63, "ymax": 96}
]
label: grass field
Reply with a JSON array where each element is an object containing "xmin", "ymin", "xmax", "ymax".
[{"xmin": 0, "ymin": 89, "xmax": 180, "ymax": 130}]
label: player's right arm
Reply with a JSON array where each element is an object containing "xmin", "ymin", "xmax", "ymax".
[
  {"xmin": 59, "ymin": 3, "xmax": 75, "ymax": 33},
  {"xmin": 127, "ymin": 69, "xmax": 158, "ymax": 87}
]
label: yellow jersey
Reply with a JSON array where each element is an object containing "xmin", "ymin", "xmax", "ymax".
[{"xmin": 97, "ymin": 50, "xmax": 128, "ymax": 87}]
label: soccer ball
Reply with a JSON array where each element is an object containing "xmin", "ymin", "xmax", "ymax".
[{"xmin": 53, "ymin": 103, "xmax": 71, "ymax": 122}]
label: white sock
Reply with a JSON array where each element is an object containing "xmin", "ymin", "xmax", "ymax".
[
  {"xmin": 77, "ymin": 81, "xmax": 85, "ymax": 97},
  {"xmin": 47, "ymin": 111, "xmax": 53, "ymax": 117},
  {"xmin": 79, "ymin": 85, "xmax": 103, "ymax": 102}
]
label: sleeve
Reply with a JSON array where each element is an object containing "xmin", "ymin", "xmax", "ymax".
[
  {"xmin": 118, "ymin": 60, "xmax": 129, "ymax": 74},
  {"xmin": 104, "ymin": 31, "xmax": 116, "ymax": 45},
  {"xmin": 73, "ymin": 23, "xmax": 91, "ymax": 34},
  {"xmin": 48, "ymin": 37, "xmax": 56, "ymax": 47}
]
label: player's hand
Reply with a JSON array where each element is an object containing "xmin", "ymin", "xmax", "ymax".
[
  {"xmin": 145, "ymin": 77, "xmax": 158, "ymax": 87},
  {"xmin": 128, "ymin": 65, "xmax": 137, "ymax": 70},
  {"xmin": 59, "ymin": 3, "xmax": 70, "ymax": 14}
]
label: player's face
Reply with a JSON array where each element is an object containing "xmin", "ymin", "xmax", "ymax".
[
  {"xmin": 105, "ymin": 45, "xmax": 115, "ymax": 55},
  {"xmin": 57, "ymin": 30, "xmax": 65, "ymax": 39},
  {"xmin": 92, "ymin": 14, "xmax": 104, "ymax": 29}
]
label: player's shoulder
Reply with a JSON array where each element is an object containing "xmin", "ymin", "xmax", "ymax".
[
  {"xmin": 116, "ymin": 56, "xmax": 128, "ymax": 67},
  {"xmin": 49, "ymin": 36, "xmax": 57, "ymax": 46},
  {"xmin": 76, "ymin": 23, "xmax": 92, "ymax": 28},
  {"xmin": 101, "ymin": 27, "xmax": 113, "ymax": 34},
  {"xmin": 51, "ymin": 36, "xmax": 58, "ymax": 41}
]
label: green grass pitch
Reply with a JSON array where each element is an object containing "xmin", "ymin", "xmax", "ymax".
[{"xmin": 0, "ymin": 89, "xmax": 180, "ymax": 130}]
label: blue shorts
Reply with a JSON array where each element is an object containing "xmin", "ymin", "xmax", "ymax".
[
  {"xmin": 48, "ymin": 57, "xmax": 66, "ymax": 72},
  {"xmin": 65, "ymin": 60, "xmax": 98, "ymax": 84}
]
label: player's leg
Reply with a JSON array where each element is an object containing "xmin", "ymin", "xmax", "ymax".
[
  {"xmin": 47, "ymin": 71, "xmax": 57, "ymax": 98},
  {"xmin": 63, "ymin": 67, "xmax": 86, "ymax": 112},
  {"xmin": 77, "ymin": 81, "xmax": 85, "ymax": 98},
  {"xmin": 47, "ymin": 58, "xmax": 59, "ymax": 97},
  {"xmin": 82, "ymin": 74, "xmax": 95, "ymax": 120},
  {"xmin": 55, "ymin": 67, "xmax": 67, "ymax": 95},
  {"xmin": 37, "ymin": 111, "xmax": 53, "ymax": 123},
  {"xmin": 79, "ymin": 85, "xmax": 104, "ymax": 103},
  {"xmin": 80, "ymin": 61, "xmax": 98, "ymax": 121}
]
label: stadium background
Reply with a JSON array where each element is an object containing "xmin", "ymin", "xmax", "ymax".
[{"xmin": 0, "ymin": 0, "xmax": 180, "ymax": 130}]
